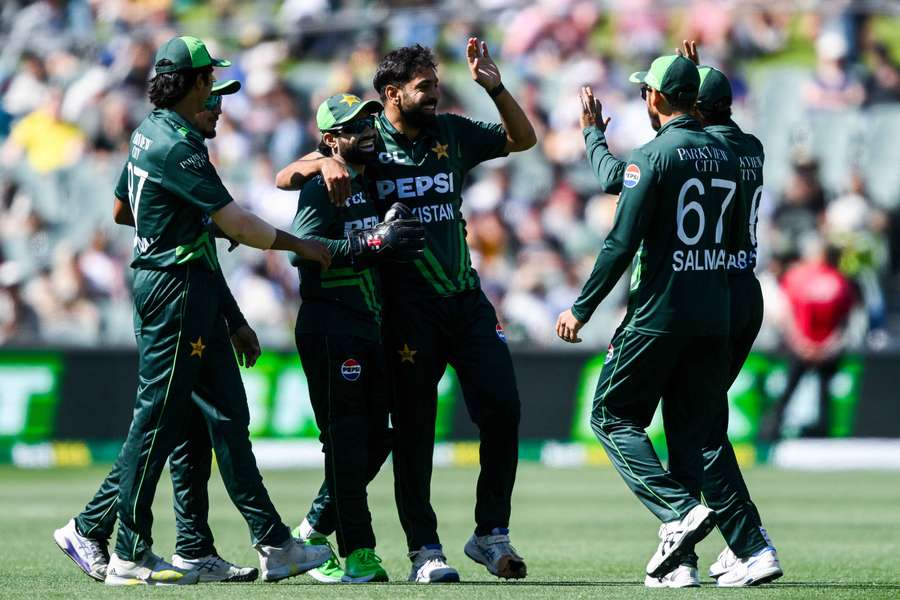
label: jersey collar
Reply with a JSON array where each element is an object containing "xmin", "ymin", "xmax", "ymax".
[
  {"xmin": 655, "ymin": 114, "xmax": 702, "ymax": 137},
  {"xmin": 154, "ymin": 108, "xmax": 204, "ymax": 143}
]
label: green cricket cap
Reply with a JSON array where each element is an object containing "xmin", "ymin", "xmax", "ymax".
[
  {"xmin": 629, "ymin": 55, "xmax": 699, "ymax": 101},
  {"xmin": 211, "ymin": 79, "xmax": 241, "ymax": 95},
  {"xmin": 154, "ymin": 36, "xmax": 231, "ymax": 74},
  {"xmin": 696, "ymin": 66, "xmax": 732, "ymax": 110},
  {"xmin": 316, "ymin": 93, "xmax": 383, "ymax": 131}
]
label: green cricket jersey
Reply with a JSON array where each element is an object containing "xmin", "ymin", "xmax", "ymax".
[
  {"xmin": 114, "ymin": 109, "xmax": 232, "ymax": 271},
  {"xmin": 573, "ymin": 115, "xmax": 741, "ymax": 336},
  {"xmin": 584, "ymin": 118, "xmax": 762, "ymax": 274},
  {"xmin": 291, "ymin": 171, "xmax": 382, "ymax": 341},
  {"xmin": 704, "ymin": 120, "xmax": 764, "ymax": 273},
  {"xmin": 371, "ymin": 111, "xmax": 508, "ymax": 298}
]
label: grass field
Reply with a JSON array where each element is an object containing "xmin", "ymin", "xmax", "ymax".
[{"xmin": 1, "ymin": 463, "xmax": 898, "ymax": 599}]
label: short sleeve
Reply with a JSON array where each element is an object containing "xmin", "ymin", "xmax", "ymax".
[
  {"xmin": 162, "ymin": 141, "xmax": 233, "ymax": 214},
  {"xmin": 114, "ymin": 162, "xmax": 129, "ymax": 201},
  {"xmin": 444, "ymin": 114, "xmax": 508, "ymax": 171}
]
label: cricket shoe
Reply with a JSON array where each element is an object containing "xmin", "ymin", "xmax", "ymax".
[
  {"xmin": 646, "ymin": 505, "xmax": 716, "ymax": 578},
  {"xmin": 53, "ymin": 519, "xmax": 109, "ymax": 582},
  {"xmin": 408, "ymin": 545, "xmax": 460, "ymax": 582},
  {"xmin": 292, "ymin": 519, "xmax": 344, "ymax": 583},
  {"xmin": 464, "ymin": 528, "xmax": 527, "ymax": 580},
  {"xmin": 644, "ymin": 564, "xmax": 700, "ymax": 588},
  {"xmin": 716, "ymin": 546, "xmax": 783, "ymax": 587},
  {"xmin": 256, "ymin": 536, "xmax": 330, "ymax": 582},
  {"xmin": 171, "ymin": 553, "xmax": 259, "ymax": 583},
  {"xmin": 105, "ymin": 550, "xmax": 199, "ymax": 586},
  {"xmin": 342, "ymin": 548, "xmax": 389, "ymax": 583}
]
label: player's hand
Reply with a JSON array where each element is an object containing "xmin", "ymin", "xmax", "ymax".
[
  {"xmin": 467, "ymin": 37, "xmax": 502, "ymax": 91},
  {"xmin": 231, "ymin": 324, "xmax": 261, "ymax": 368},
  {"xmin": 320, "ymin": 156, "xmax": 352, "ymax": 207},
  {"xmin": 294, "ymin": 239, "xmax": 332, "ymax": 270},
  {"xmin": 556, "ymin": 309, "xmax": 584, "ymax": 344},
  {"xmin": 676, "ymin": 40, "xmax": 699, "ymax": 65},
  {"xmin": 579, "ymin": 86, "xmax": 611, "ymax": 132},
  {"xmin": 347, "ymin": 218, "xmax": 425, "ymax": 265},
  {"xmin": 383, "ymin": 202, "xmax": 414, "ymax": 222}
]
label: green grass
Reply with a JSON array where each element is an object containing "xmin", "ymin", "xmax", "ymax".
[{"xmin": 1, "ymin": 464, "xmax": 898, "ymax": 599}]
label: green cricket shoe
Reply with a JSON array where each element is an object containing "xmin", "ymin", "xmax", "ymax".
[
  {"xmin": 342, "ymin": 548, "xmax": 389, "ymax": 583},
  {"xmin": 290, "ymin": 528, "xmax": 344, "ymax": 584}
]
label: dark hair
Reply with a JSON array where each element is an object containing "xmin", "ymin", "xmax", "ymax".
[
  {"xmin": 662, "ymin": 92, "xmax": 697, "ymax": 114},
  {"xmin": 147, "ymin": 63, "xmax": 213, "ymax": 108},
  {"xmin": 373, "ymin": 44, "xmax": 437, "ymax": 101},
  {"xmin": 697, "ymin": 104, "xmax": 732, "ymax": 126}
]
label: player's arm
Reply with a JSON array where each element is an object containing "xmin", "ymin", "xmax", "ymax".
[
  {"xmin": 276, "ymin": 151, "xmax": 352, "ymax": 206},
  {"xmin": 466, "ymin": 37, "xmax": 536, "ymax": 153},
  {"xmin": 580, "ymin": 86, "xmax": 625, "ymax": 194},
  {"xmin": 113, "ymin": 196, "xmax": 134, "ymax": 226},
  {"xmin": 557, "ymin": 151, "xmax": 656, "ymax": 342}
]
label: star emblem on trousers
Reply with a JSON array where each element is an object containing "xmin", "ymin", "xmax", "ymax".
[
  {"xmin": 190, "ymin": 336, "xmax": 206, "ymax": 358},
  {"xmin": 431, "ymin": 142, "xmax": 449, "ymax": 159},
  {"xmin": 398, "ymin": 343, "xmax": 417, "ymax": 364}
]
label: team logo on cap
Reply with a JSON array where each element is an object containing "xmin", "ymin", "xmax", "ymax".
[
  {"xmin": 623, "ymin": 164, "xmax": 641, "ymax": 188},
  {"xmin": 496, "ymin": 323, "xmax": 507, "ymax": 343},
  {"xmin": 341, "ymin": 359, "xmax": 362, "ymax": 381}
]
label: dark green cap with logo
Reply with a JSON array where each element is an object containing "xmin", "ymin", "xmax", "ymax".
[
  {"xmin": 211, "ymin": 79, "xmax": 241, "ymax": 96},
  {"xmin": 316, "ymin": 93, "xmax": 383, "ymax": 131},
  {"xmin": 696, "ymin": 66, "xmax": 732, "ymax": 111},
  {"xmin": 154, "ymin": 36, "xmax": 231, "ymax": 74},
  {"xmin": 629, "ymin": 54, "xmax": 699, "ymax": 101}
]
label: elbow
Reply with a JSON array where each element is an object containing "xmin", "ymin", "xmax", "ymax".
[
  {"xmin": 274, "ymin": 168, "xmax": 294, "ymax": 190},
  {"xmin": 510, "ymin": 131, "xmax": 537, "ymax": 153}
]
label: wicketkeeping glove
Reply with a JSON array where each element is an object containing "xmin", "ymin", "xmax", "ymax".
[
  {"xmin": 384, "ymin": 201, "xmax": 414, "ymax": 222},
  {"xmin": 347, "ymin": 216, "xmax": 425, "ymax": 270}
]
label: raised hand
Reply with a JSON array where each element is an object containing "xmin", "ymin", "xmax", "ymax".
[
  {"xmin": 676, "ymin": 40, "xmax": 699, "ymax": 65},
  {"xmin": 466, "ymin": 37, "xmax": 502, "ymax": 91},
  {"xmin": 579, "ymin": 86, "xmax": 611, "ymax": 132},
  {"xmin": 320, "ymin": 156, "xmax": 352, "ymax": 207}
]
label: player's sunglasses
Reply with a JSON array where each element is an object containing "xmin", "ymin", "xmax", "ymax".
[
  {"xmin": 640, "ymin": 84, "xmax": 650, "ymax": 100},
  {"xmin": 331, "ymin": 115, "xmax": 375, "ymax": 135},
  {"xmin": 204, "ymin": 94, "xmax": 223, "ymax": 111}
]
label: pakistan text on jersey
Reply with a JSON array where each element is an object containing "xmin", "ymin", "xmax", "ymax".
[
  {"xmin": 676, "ymin": 145, "xmax": 730, "ymax": 173},
  {"xmin": 376, "ymin": 172, "xmax": 454, "ymax": 200},
  {"xmin": 411, "ymin": 202, "xmax": 456, "ymax": 223}
]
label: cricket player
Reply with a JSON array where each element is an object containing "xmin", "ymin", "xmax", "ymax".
[
  {"xmin": 53, "ymin": 81, "xmax": 272, "ymax": 585},
  {"xmin": 276, "ymin": 39, "xmax": 536, "ymax": 582},
  {"xmin": 289, "ymin": 93, "xmax": 425, "ymax": 583},
  {"xmin": 556, "ymin": 54, "xmax": 742, "ymax": 583},
  {"xmin": 573, "ymin": 41, "xmax": 783, "ymax": 587},
  {"xmin": 56, "ymin": 36, "xmax": 335, "ymax": 586}
]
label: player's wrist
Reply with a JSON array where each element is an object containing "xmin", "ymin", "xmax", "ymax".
[{"xmin": 487, "ymin": 82, "xmax": 506, "ymax": 99}]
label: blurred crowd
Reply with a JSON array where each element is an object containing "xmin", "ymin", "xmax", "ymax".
[{"xmin": 0, "ymin": 0, "xmax": 899, "ymax": 350}]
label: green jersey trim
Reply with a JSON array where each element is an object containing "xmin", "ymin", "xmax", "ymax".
[
  {"xmin": 174, "ymin": 230, "xmax": 219, "ymax": 271},
  {"xmin": 319, "ymin": 267, "xmax": 381, "ymax": 318},
  {"xmin": 422, "ymin": 248, "xmax": 458, "ymax": 294}
]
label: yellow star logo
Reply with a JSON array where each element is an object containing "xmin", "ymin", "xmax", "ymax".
[
  {"xmin": 398, "ymin": 343, "xmax": 417, "ymax": 364},
  {"xmin": 340, "ymin": 94, "xmax": 361, "ymax": 107},
  {"xmin": 431, "ymin": 142, "xmax": 449, "ymax": 159},
  {"xmin": 189, "ymin": 336, "xmax": 206, "ymax": 358}
]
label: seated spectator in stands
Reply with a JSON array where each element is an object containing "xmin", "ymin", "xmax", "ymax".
[
  {"xmin": 770, "ymin": 154, "xmax": 827, "ymax": 262},
  {"xmin": 2, "ymin": 89, "xmax": 85, "ymax": 174},
  {"xmin": 864, "ymin": 42, "xmax": 900, "ymax": 106},
  {"xmin": 802, "ymin": 30, "xmax": 865, "ymax": 110}
]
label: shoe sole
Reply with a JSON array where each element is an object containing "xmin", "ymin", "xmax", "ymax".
[
  {"xmin": 53, "ymin": 529, "xmax": 105, "ymax": 582},
  {"xmin": 263, "ymin": 559, "xmax": 329, "ymax": 582},
  {"xmin": 644, "ymin": 578, "xmax": 700, "ymax": 588},
  {"xmin": 104, "ymin": 573, "xmax": 200, "ymax": 586},
  {"xmin": 408, "ymin": 570, "xmax": 461, "ymax": 583},
  {"xmin": 464, "ymin": 545, "xmax": 527, "ymax": 580},
  {"xmin": 198, "ymin": 569, "xmax": 260, "ymax": 583},
  {"xmin": 307, "ymin": 568, "xmax": 343, "ymax": 583},
  {"xmin": 717, "ymin": 566, "xmax": 783, "ymax": 587},
  {"xmin": 341, "ymin": 572, "xmax": 390, "ymax": 583},
  {"xmin": 647, "ymin": 509, "xmax": 717, "ymax": 578}
]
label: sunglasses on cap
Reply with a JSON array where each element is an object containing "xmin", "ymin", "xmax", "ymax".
[
  {"xmin": 330, "ymin": 115, "xmax": 375, "ymax": 135},
  {"xmin": 203, "ymin": 94, "xmax": 223, "ymax": 111}
]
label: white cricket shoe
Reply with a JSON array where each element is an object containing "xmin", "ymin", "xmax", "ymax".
[
  {"xmin": 407, "ymin": 545, "xmax": 460, "ymax": 582},
  {"xmin": 53, "ymin": 519, "xmax": 109, "ymax": 582},
  {"xmin": 105, "ymin": 550, "xmax": 199, "ymax": 586},
  {"xmin": 716, "ymin": 547, "xmax": 783, "ymax": 587},
  {"xmin": 646, "ymin": 505, "xmax": 716, "ymax": 578},
  {"xmin": 644, "ymin": 564, "xmax": 700, "ymax": 588},
  {"xmin": 464, "ymin": 528, "xmax": 527, "ymax": 580},
  {"xmin": 256, "ymin": 536, "xmax": 330, "ymax": 582},
  {"xmin": 171, "ymin": 553, "xmax": 259, "ymax": 583},
  {"xmin": 708, "ymin": 546, "xmax": 738, "ymax": 579}
]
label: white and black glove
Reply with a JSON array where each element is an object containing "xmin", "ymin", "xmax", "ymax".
[{"xmin": 347, "ymin": 203, "xmax": 425, "ymax": 270}]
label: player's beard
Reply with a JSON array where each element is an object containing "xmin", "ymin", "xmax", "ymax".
[
  {"xmin": 399, "ymin": 94, "xmax": 437, "ymax": 129},
  {"xmin": 340, "ymin": 134, "xmax": 377, "ymax": 165},
  {"xmin": 647, "ymin": 105, "xmax": 661, "ymax": 131}
]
